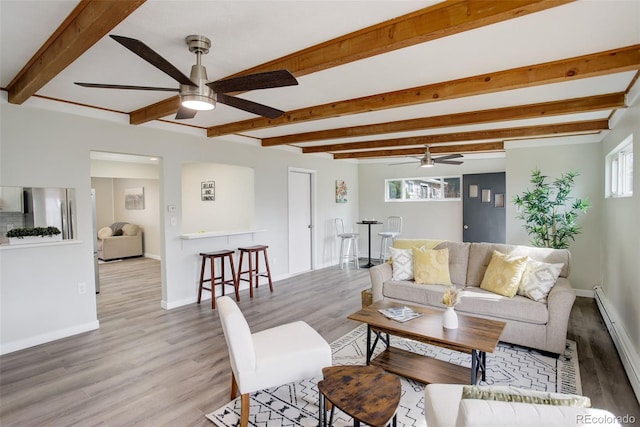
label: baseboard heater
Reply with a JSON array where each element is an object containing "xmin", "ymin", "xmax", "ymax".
[{"xmin": 594, "ymin": 286, "xmax": 640, "ymax": 404}]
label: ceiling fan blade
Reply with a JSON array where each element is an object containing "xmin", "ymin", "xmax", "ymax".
[
  {"xmin": 388, "ymin": 161, "xmax": 420, "ymax": 166},
  {"xmin": 175, "ymin": 106, "xmax": 197, "ymax": 120},
  {"xmin": 74, "ymin": 82, "xmax": 179, "ymax": 91},
  {"xmin": 208, "ymin": 70, "xmax": 298, "ymax": 93},
  {"xmin": 217, "ymin": 93, "xmax": 285, "ymax": 119},
  {"xmin": 434, "ymin": 159, "xmax": 464, "ymax": 165},
  {"xmin": 110, "ymin": 35, "xmax": 197, "ymax": 87},
  {"xmin": 434, "ymin": 153, "xmax": 463, "ymax": 161}
]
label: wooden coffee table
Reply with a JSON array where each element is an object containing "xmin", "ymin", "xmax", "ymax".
[
  {"xmin": 318, "ymin": 365, "xmax": 400, "ymax": 427},
  {"xmin": 348, "ymin": 301, "xmax": 506, "ymax": 385}
]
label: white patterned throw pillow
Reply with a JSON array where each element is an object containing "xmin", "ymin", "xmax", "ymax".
[
  {"xmin": 517, "ymin": 258, "xmax": 563, "ymax": 302},
  {"xmin": 390, "ymin": 247, "xmax": 414, "ymax": 281}
]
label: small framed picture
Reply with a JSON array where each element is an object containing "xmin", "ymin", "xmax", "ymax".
[
  {"xmin": 201, "ymin": 181, "xmax": 215, "ymax": 201},
  {"xmin": 469, "ymin": 184, "xmax": 478, "ymax": 198},
  {"xmin": 482, "ymin": 188, "xmax": 491, "ymax": 203},
  {"xmin": 495, "ymin": 193, "xmax": 505, "ymax": 208}
]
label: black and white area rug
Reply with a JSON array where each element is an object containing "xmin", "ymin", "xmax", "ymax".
[{"xmin": 206, "ymin": 324, "xmax": 581, "ymax": 427}]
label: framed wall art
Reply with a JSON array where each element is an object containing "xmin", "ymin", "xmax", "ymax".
[
  {"xmin": 125, "ymin": 187, "xmax": 144, "ymax": 210},
  {"xmin": 201, "ymin": 181, "xmax": 215, "ymax": 201},
  {"xmin": 335, "ymin": 180, "xmax": 348, "ymax": 203}
]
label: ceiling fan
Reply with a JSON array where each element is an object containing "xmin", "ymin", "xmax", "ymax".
[
  {"xmin": 75, "ymin": 35, "xmax": 298, "ymax": 120},
  {"xmin": 389, "ymin": 145, "xmax": 464, "ymax": 168}
]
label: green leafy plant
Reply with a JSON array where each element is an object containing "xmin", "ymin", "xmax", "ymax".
[
  {"xmin": 6, "ymin": 226, "xmax": 61, "ymax": 239},
  {"xmin": 513, "ymin": 168, "xmax": 590, "ymax": 249}
]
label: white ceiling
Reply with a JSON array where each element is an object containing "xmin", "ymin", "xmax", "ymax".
[{"xmin": 1, "ymin": 0, "xmax": 639, "ymax": 162}]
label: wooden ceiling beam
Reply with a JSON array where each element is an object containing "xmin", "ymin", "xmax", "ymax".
[
  {"xmin": 130, "ymin": 96, "xmax": 181, "ymax": 125},
  {"xmin": 6, "ymin": 0, "xmax": 146, "ymax": 105},
  {"xmin": 302, "ymin": 120, "xmax": 609, "ymax": 153},
  {"xmin": 334, "ymin": 142, "xmax": 505, "ymax": 159},
  {"xmin": 129, "ymin": 0, "xmax": 569, "ymax": 125},
  {"xmin": 209, "ymin": 44, "xmax": 640, "ymax": 137},
  {"xmin": 265, "ymin": 93, "xmax": 625, "ymax": 146}
]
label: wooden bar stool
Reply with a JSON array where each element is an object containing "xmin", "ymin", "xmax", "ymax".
[
  {"xmin": 237, "ymin": 245, "xmax": 273, "ymax": 297},
  {"xmin": 198, "ymin": 249, "xmax": 239, "ymax": 309}
]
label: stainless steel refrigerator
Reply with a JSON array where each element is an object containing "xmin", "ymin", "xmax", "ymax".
[{"xmin": 23, "ymin": 187, "xmax": 76, "ymax": 239}]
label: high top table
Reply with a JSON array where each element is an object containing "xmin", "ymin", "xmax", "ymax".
[{"xmin": 356, "ymin": 220, "xmax": 382, "ymax": 268}]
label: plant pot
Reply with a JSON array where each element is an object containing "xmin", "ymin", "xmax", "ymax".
[
  {"xmin": 9, "ymin": 235, "xmax": 62, "ymax": 245},
  {"xmin": 443, "ymin": 306, "xmax": 458, "ymax": 330}
]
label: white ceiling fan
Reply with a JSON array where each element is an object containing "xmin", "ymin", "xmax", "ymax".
[{"xmin": 389, "ymin": 145, "xmax": 464, "ymax": 168}]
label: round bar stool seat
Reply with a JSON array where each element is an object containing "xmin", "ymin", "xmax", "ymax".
[
  {"xmin": 198, "ymin": 249, "xmax": 239, "ymax": 309},
  {"xmin": 237, "ymin": 245, "xmax": 273, "ymax": 298}
]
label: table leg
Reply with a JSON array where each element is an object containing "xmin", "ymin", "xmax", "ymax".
[
  {"xmin": 318, "ymin": 391, "xmax": 325, "ymax": 427},
  {"xmin": 367, "ymin": 224, "xmax": 372, "ymax": 266},
  {"xmin": 366, "ymin": 325, "xmax": 372, "ymax": 364},
  {"xmin": 471, "ymin": 350, "xmax": 487, "ymax": 384},
  {"xmin": 471, "ymin": 350, "xmax": 478, "ymax": 384}
]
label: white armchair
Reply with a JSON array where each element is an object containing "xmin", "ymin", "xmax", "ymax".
[{"xmin": 217, "ymin": 296, "xmax": 332, "ymax": 427}]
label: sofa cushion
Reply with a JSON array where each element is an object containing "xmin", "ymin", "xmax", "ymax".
[
  {"xmin": 122, "ymin": 223, "xmax": 140, "ymax": 236},
  {"xmin": 480, "ymin": 251, "xmax": 528, "ymax": 297},
  {"xmin": 390, "ymin": 247, "xmax": 414, "ymax": 281},
  {"xmin": 467, "ymin": 243, "xmax": 571, "ymax": 286},
  {"xmin": 110, "ymin": 222, "xmax": 128, "ymax": 236},
  {"xmin": 97, "ymin": 226, "xmax": 112, "ymax": 240},
  {"xmin": 383, "ymin": 281, "xmax": 451, "ymax": 307},
  {"xmin": 413, "ymin": 247, "xmax": 452, "ymax": 285},
  {"xmin": 456, "ymin": 287, "xmax": 549, "ymax": 324},
  {"xmin": 518, "ymin": 258, "xmax": 563, "ymax": 302},
  {"xmin": 393, "ymin": 239, "xmax": 443, "ymax": 250},
  {"xmin": 434, "ymin": 241, "xmax": 470, "ymax": 286},
  {"xmin": 461, "ymin": 385, "xmax": 591, "ymax": 407}
]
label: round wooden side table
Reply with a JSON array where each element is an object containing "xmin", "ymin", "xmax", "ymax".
[{"xmin": 318, "ymin": 365, "xmax": 401, "ymax": 427}]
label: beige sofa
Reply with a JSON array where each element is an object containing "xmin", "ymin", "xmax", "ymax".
[
  {"xmin": 97, "ymin": 222, "xmax": 143, "ymax": 261},
  {"xmin": 369, "ymin": 239, "xmax": 576, "ymax": 356}
]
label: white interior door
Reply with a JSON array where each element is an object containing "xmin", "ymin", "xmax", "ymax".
[{"xmin": 288, "ymin": 169, "xmax": 314, "ymax": 275}]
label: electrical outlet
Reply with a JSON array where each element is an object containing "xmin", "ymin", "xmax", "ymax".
[{"xmin": 78, "ymin": 282, "xmax": 87, "ymax": 295}]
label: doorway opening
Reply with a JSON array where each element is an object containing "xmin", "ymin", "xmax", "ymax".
[
  {"xmin": 288, "ymin": 168, "xmax": 316, "ymax": 275},
  {"xmin": 90, "ymin": 151, "xmax": 163, "ymax": 320}
]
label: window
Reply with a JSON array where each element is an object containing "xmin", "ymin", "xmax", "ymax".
[
  {"xmin": 607, "ymin": 134, "xmax": 633, "ymax": 198},
  {"xmin": 385, "ymin": 176, "xmax": 461, "ymax": 202}
]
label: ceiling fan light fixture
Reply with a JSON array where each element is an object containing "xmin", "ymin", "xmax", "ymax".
[
  {"xmin": 420, "ymin": 161, "xmax": 435, "ymax": 168},
  {"xmin": 181, "ymin": 94, "xmax": 215, "ymax": 111}
]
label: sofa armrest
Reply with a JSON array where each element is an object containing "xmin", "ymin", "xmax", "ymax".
[
  {"xmin": 456, "ymin": 399, "xmax": 621, "ymax": 427},
  {"xmin": 369, "ymin": 263, "xmax": 392, "ymax": 302},
  {"xmin": 545, "ymin": 277, "xmax": 576, "ymax": 355}
]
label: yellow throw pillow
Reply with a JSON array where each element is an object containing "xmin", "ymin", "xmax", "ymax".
[
  {"xmin": 412, "ymin": 247, "xmax": 452, "ymax": 285},
  {"xmin": 480, "ymin": 250, "xmax": 528, "ymax": 297}
]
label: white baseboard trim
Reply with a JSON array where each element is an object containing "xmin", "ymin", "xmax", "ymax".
[
  {"xmin": 594, "ymin": 286, "xmax": 640, "ymax": 404},
  {"xmin": 144, "ymin": 253, "xmax": 161, "ymax": 260},
  {"xmin": 0, "ymin": 320, "xmax": 100, "ymax": 355},
  {"xmin": 574, "ymin": 288, "xmax": 595, "ymax": 298}
]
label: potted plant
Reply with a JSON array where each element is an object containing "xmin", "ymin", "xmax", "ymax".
[
  {"xmin": 6, "ymin": 226, "xmax": 62, "ymax": 245},
  {"xmin": 513, "ymin": 168, "xmax": 590, "ymax": 249}
]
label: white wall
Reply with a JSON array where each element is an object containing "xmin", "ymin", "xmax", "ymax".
[
  {"xmin": 505, "ymin": 139, "xmax": 603, "ymax": 293},
  {"xmin": 600, "ymin": 93, "xmax": 640, "ymax": 355},
  {"xmin": 0, "ymin": 98, "xmax": 358, "ymax": 354},
  {"xmin": 358, "ymin": 156, "xmax": 506, "ymax": 256},
  {"xmin": 181, "ymin": 162, "xmax": 255, "ymax": 234}
]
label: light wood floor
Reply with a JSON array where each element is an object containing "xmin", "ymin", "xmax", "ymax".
[{"xmin": 1, "ymin": 257, "xmax": 638, "ymax": 426}]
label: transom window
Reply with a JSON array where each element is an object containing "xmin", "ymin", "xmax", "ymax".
[
  {"xmin": 385, "ymin": 176, "xmax": 461, "ymax": 202},
  {"xmin": 607, "ymin": 134, "xmax": 633, "ymax": 198}
]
